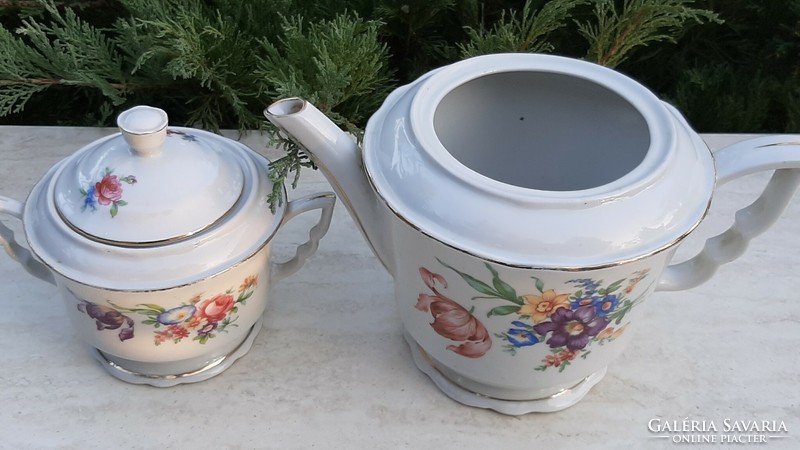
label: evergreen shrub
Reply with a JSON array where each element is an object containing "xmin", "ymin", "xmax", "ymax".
[{"xmin": 1, "ymin": 0, "xmax": 797, "ymax": 205}]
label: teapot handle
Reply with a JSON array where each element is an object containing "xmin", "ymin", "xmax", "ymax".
[
  {"xmin": 657, "ymin": 136, "xmax": 800, "ymax": 291},
  {"xmin": 270, "ymin": 192, "xmax": 336, "ymax": 282},
  {"xmin": 0, "ymin": 196, "xmax": 56, "ymax": 285}
]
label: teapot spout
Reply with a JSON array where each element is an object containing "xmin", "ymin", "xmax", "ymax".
[{"xmin": 265, "ymin": 98, "xmax": 395, "ymax": 275}]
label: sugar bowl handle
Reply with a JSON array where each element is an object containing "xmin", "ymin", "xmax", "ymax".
[
  {"xmin": 270, "ymin": 192, "xmax": 336, "ymax": 282},
  {"xmin": 657, "ymin": 136, "xmax": 800, "ymax": 291},
  {"xmin": 0, "ymin": 196, "xmax": 56, "ymax": 285}
]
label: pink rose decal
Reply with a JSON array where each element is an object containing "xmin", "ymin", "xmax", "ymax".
[
  {"xmin": 80, "ymin": 167, "xmax": 137, "ymax": 217},
  {"xmin": 98, "ymin": 275, "xmax": 258, "ymax": 346},
  {"xmin": 415, "ymin": 267, "xmax": 491, "ymax": 358},
  {"xmin": 197, "ymin": 293, "xmax": 236, "ymax": 323},
  {"xmin": 95, "ymin": 174, "xmax": 123, "ymax": 205}
]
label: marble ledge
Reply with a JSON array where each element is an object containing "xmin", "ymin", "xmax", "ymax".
[{"xmin": 0, "ymin": 127, "xmax": 798, "ymax": 449}]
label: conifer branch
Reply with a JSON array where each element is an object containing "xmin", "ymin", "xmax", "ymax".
[
  {"xmin": 577, "ymin": 0, "xmax": 721, "ymax": 68},
  {"xmin": 4, "ymin": 0, "xmax": 790, "ymax": 206},
  {"xmin": 460, "ymin": 0, "xmax": 587, "ymax": 57},
  {"xmin": 0, "ymin": 77, "xmax": 128, "ymax": 89}
]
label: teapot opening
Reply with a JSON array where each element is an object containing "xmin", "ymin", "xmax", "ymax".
[
  {"xmin": 432, "ymin": 71, "xmax": 651, "ymax": 192},
  {"xmin": 267, "ymin": 97, "xmax": 306, "ymax": 116}
]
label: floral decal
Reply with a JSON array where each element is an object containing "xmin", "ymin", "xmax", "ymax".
[
  {"xmin": 77, "ymin": 298, "xmax": 135, "ymax": 342},
  {"xmin": 167, "ymin": 129, "xmax": 198, "ymax": 141},
  {"xmin": 76, "ymin": 275, "xmax": 258, "ymax": 345},
  {"xmin": 420, "ymin": 259, "xmax": 650, "ymax": 372},
  {"xmin": 415, "ymin": 268, "xmax": 492, "ymax": 358},
  {"xmin": 77, "ymin": 130, "xmax": 197, "ymax": 219},
  {"xmin": 80, "ymin": 167, "xmax": 137, "ymax": 218}
]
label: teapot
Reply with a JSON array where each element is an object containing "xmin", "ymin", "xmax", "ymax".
[
  {"xmin": 0, "ymin": 106, "xmax": 335, "ymax": 386},
  {"xmin": 265, "ymin": 53, "xmax": 800, "ymax": 414}
]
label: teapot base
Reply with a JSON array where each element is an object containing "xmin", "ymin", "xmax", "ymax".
[
  {"xmin": 404, "ymin": 330, "xmax": 606, "ymax": 415},
  {"xmin": 90, "ymin": 317, "xmax": 263, "ymax": 387}
]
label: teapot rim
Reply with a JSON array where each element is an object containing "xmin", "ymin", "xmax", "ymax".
[
  {"xmin": 407, "ymin": 53, "xmax": 677, "ymax": 205},
  {"xmin": 361, "ymin": 53, "xmax": 717, "ymax": 268}
]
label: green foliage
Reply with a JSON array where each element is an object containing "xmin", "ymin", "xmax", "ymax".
[
  {"xmin": 629, "ymin": 0, "xmax": 800, "ymax": 133},
  {"xmin": 460, "ymin": 0, "xmax": 588, "ymax": 56},
  {"xmin": 257, "ymin": 13, "xmax": 392, "ymax": 132},
  {"xmin": 124, "ymin": 0, "xmax": 269, "ymax": 130},
  {"xmin": 376, "ymin": 0, "xmax": 470, "ymax": 80},
  {"xmin": 255, "ymin": 13, "xmax": 392, "ymax": 207},
  {"xmin": 0, "ymin": 0, "xmax": 393, "ymax": 207},
  {"xmin": 0, "ymin": 0, "xmax": 126, "ymax": 115},
  {"xmin": 577, "ymin": 0, "xmax": 721, "ymax": 68},
  {"xmin": 0, "ymin": 0, "xmax": 798, "ymax": 207},
  {"xmin": 670, "ymin": 63, "xmax": 777, "ymax": 132}
]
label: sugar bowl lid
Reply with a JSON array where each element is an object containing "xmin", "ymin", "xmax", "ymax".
[
  {"xmin": 23, "ymin": 105, "xmax": 279, "ymax": 290},
  {"xmin": 53, "ymin": 106, "xmax": 245, "ymax": 245}
]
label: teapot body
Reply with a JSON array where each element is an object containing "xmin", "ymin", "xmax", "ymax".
[
  {"xmin": 360, "ymin": 55, "xmax": 709, "ymax": 404},
  {"xmin": 386, "ymin": 194, "xmax": 674, "ymax": 408}
]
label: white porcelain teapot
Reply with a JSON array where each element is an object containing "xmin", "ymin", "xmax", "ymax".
[
  {"xmin": 0, "ymin": 106, "xmax": 335, "ymax": 386},
  {"xmin": 266, "ymin": 53, "xmax": 800, "ymax": 414}
]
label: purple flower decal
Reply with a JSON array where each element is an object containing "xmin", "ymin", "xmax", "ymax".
[
  {"xmin": 533, "ymin": 305, "xmax": 609, "ymax": 351},
  {"xmin": 197, "ymin": 322, "xmax": 218, "ymax": 337},
  {"xmin": 432, "ymin": 261, "xmax": 651, "ymax": 372},
  {"xmin": 76, "ymin": 299, "xmax": 135, "ymax": 342},
  {"xmin": 70, "ymin": 275, "xmax": 257, "ymax": 347}
]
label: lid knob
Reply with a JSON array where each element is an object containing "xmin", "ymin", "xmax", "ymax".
[{"xmin": 117, "ymin": 105, "xmax": 169, "ymax": 157}]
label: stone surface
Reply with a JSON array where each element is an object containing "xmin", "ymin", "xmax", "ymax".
[{"xmin": 0, "ymin": 127, "xmax": 798, "ymax": 448}]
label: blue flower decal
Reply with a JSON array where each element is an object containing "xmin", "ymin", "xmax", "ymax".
[
  {"xmin": 570, "ymin": 295, "xmax": 598, "ymax": 310},
  {"xmin": 166, "ymin": 129, "xmax": 198, "ymax": 141},
  {"xmin": 156, "ymin": 305, "xmax": 197, "ymax": 325},
  {"xmin": 82, "ymin": 185, "xmax": 97, "ymax": 211},
  {"xmin": 571, "ymin": 294, "xmax": 619, "ymax": 317},
  {"xmin": 505, "ymin": 328, "xmax": 539, "ymax": 348},
  {"xmin": 593, "ymin": 294, "xmax": 619, "ymax": 317},
  {"xmin": 568, "ymin": 278, "xmax": 601, "ymax": 294}
]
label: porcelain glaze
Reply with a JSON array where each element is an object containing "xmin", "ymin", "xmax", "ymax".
[
  {"xmin": 0, "ymin": 106, "xmax": 336, "ymax": 384},
  {"xmin": 266, "ymin": 53, "xmax": 800, "ymax": 414},
  {"xmin": 55, "ymin": 106, "xmax": 245, "ymax": 245},
  {"xmin": 367, "ymin": 56, "xmax": 715, "ymax": 268}
]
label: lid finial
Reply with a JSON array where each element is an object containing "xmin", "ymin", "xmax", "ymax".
[{"xmin": 117, "ymin": 106, "xmax": 169, "ymax": 156}]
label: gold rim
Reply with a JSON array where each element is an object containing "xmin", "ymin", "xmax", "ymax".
[
  {"xmin": 416, "ymin": 342, "xmax": 590, "ymax": 401},
  {"xmin": 94, "ymin": 319, "xmax": 260, "ymax": 380},
  {"xmin": 54, "ymin": 192, "xmax": 245, "ymax": 248},
  {"xmin": 31, "ymin": 177, "xmax": 286, "ymax": 293}
]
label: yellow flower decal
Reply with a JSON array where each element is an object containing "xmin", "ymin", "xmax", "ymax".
[
  {"xmin": 518, "ymin": 289, "xmax": 571, "ymax": 323},
  {"xmin": 432, "ymin": 260, "xmax": 651, "ymax": 371}
]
